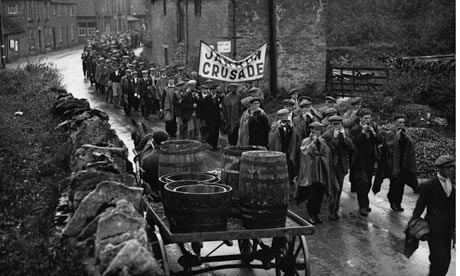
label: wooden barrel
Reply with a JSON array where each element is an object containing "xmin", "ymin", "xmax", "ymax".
[
  {"xmin": 158, "ymin": 140, "xmax": 203, "ymax": 177},
  {"xmin": 239, "ymin": 151, "xmax": 289, "ymax": 229},
  {"xmin": 221, "ymin": 145, "xmax": 266, "ymax": 217},
  {"xmin": 163, "ymin": 181, "xmax": 232, "ymax": 233}
]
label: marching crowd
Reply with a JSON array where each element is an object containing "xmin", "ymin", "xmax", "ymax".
[{"xmin": 81, "ymin": 33, "xmax": 455, "ymax": 276}]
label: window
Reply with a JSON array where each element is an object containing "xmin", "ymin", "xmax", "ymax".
[
  {"xmin": 44, "ymin": 3, "xmax": 49, "ymax": 20},
  {"xmin": 29, "ymin": 28, "xmax": 36, "ymax": 50},
  {"xmin": 164, "ymin": 47, "xmax": 169, "ymax": 65},
  {"xmin": 28, "ymin": 2, "xmax": 33, "ymax": 20},
  {"xmin": 163, "ymin": 0, "xmax": 167, "ymax": 15},
  {"xmin": 45, "ymin": 27, "xmax": 52, "ymax": 46},
  {"xmin": 70, "ymin": 5, "xmax": 75, "ymax": 16},
  {"xmin": 177, "ymin": 1, "xmax": 184, "ymax": 42},
  {"xmin": 7, "ymin": 4, "xmax": 18, "ymax": 15},
  {"xmin": 70, "ymin": 25, "xmax": 75, "ymax": 41},
  {"xmin": 57, "ymin": 4, "xmax": 61, "ymax": 16},
  {"xmin": 64, "ymin": 5, "xmax": 68, "ymax": 16},
  {"xmin": 87, "ymin": 28, "xmax": 96, "ymax": 36},
  {"xmin": 78, "ymin": 27, "xmax": 87, "ymax": 36},
  {"xmin": 58, "ymin": 28, "xmax": 63, "ymax": 43},
  {"xmin": 35, "ymin": 1, "xmax": 40, "ymax": 21},
  {"xmin": 53, "ymin": 4, "xmax": 56, "ymax": 15},
  {"xmin": 194, "ymin": 0, "xmax": 201, "ymax": 15}
]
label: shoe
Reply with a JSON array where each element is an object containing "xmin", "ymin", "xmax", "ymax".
[
  {"xmin": 366, "ymin": 207, "xmax": 371, "ymax": 212},
  {"xmin": 395, "ymin": 205, "xmax": 404, "ymax": 212},
  {"xmin": 390, "ymin": 203, "xmax": 399, "ymax": 211},
  {"xmin": 359, "ymin": 208, "xmax": 368, "ymax": 216}
]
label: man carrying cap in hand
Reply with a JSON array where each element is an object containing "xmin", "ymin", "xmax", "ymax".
[{"xmin": 410, "ymin": 155, "xmax": 455, "ymax": 276}]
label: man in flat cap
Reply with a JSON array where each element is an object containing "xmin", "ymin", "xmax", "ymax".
[
  {"xmin": 373, "ymin": 113, "xmax": 418, "ymax": 211},
  {"xmin": 137, "ymin": 70, "xmax": 155, "ymax": 120},
  {"xmin": 95, "ymin": 57, "xmax": 105, "ymax": 94},
  {"xmin": 410, "ymin": 155, "xmax": 455, "ymax": 276},
  {"xmin": 160, "ymin": 78, "xmax": 179, "ymax": 137},
  {"xmin": 342, "ymin": 96, "xmax": 363, "ymax": 193},
  {"xmin": 297, "ymin": 121, "xmax": 335, "ymax": 224},
  {"xmin": 268, "ymin": 108, "xmax": 302, "ymax": 197},
  {"xmin": 282, "ymin": 99, "xmax": 297, "ymax": 121},
  {"xmin": 319, "ymin": 96, "xmax": 338, "ymax": 117},
  {"xmin": 223, "ymin": 83, "xmax": 243, "ymax": 145},
  {"xmin": 293, "ymin": 98, "xmax": 321, "ymax": 140},
  {"xmin": 322, "ymin": 115, "xmax": 355, "ymax": 220},
  {"xmin": 121, "ymin": 69, "xmax": 135, "ymax": 116},
  {"xmin": 201, "ymin": 84, "xmax": 221, "ymax": 150},
  {"xmin": 350, "ymin": 108, "xmax": 383, "ymax": 216},
  {"xmin": 238, "ymin": 97, "xmax": 269, "ymax": 148}
]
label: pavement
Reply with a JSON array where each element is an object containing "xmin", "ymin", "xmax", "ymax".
[{"xmin": 7, "ymin": 47, "xmax": 456, "ymax": 276}]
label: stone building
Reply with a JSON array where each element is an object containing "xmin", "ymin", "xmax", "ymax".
[
  {"xmin": 75, "ymin": 0, "xmax": 131, "ymax": 42},
  {"xmin": 145, "ymin": 0, "xmax": 326, "ymax": 92},
  {"xmin": 2, "ymin": 0, "xmax": 79, "ymax": 62}
]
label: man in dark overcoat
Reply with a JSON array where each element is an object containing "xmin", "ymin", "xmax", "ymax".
[
  {"xmin": 410, "ymin": 155, "xmax": 455, "ymax": 276},
  {"xmin": 373, "ymin": 113, "xmax": 418, "ymax": 211},
  {"xmin": 268, "ymin": 108, "xmax": 302, "ymax": 198},
  {"xmin": 322, "ymin": 115, "xmax": 355, "ymax": 220},
  {"xmin": 350, "ymin": 108, "xmax": 383, "ymax": 216},
  {"xmin": 201, "ymin": 85, "xmax": 221, "ymax": 150}
]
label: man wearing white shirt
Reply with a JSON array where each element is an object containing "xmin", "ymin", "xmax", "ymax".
[{"xmin": 410, "ymin": 155, "xmax": 455, "ymax": 276}]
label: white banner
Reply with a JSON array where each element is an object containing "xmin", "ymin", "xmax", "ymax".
[{"xmin": 198, "ymin": 41, "xmax": 267, "ymax": 83}]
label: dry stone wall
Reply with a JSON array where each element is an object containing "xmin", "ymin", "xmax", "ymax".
[{"xmin": 51, "ymin": 90, "xmax": 164, "ymax": 276}]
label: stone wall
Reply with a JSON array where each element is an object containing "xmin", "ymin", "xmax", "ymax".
[{"xmin": 51, "ymin": 90, "xmax": 164, "ymax": 276}]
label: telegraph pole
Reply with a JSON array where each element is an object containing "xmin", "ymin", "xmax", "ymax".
[{"xmin": 0, "ymin": 0, "xmax": 5, "ymax": 68}]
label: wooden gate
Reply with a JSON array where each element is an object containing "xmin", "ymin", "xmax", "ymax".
[{"xmin": 328, "ymin": 67, "xmax": 389, "ymax": 97}]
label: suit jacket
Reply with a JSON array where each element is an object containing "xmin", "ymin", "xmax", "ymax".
[{"xmin": 412, "ymin": 176, "xmax": 455, "ymax": 236}]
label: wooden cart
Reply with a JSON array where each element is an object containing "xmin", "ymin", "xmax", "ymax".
[{"xmin": 144, "ymin": 197, "xmax": 315, "ymax": 276}]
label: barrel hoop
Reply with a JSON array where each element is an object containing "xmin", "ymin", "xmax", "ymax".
[{"xmin": 159, "ymin": 161, "xmax": 204, "ymax": 168}]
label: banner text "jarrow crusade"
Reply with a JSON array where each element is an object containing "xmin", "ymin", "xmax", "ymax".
[{"xmin": 198, "ymin": 41, "xmax": 267, "ymax": 82}]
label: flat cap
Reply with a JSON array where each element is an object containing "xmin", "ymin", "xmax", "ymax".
[
  {"xmin": 205, "ymin": 79, "xmax": 214, "ymax": 84},
  {"xmin": 277, "ymin": 108, "xmax": 290, "ymax": 116},
  {"xmin": 282, "ymin": 99, "xmax": 296, "ymax": 106},
  {"xmin": 289, "ymin": 88, "xmax": 299, "ymax": 95},
  {"xmin": 309, "ymin": 121, "xmax": 324, "ymax": 128},
  {"xmin": 230, "ymin": 83, "xmax": 239, "ymax": 87},
  {"xmin": 139, "ymin": 61, "xmax": 145, "ymax": 65},
  {"xmin": 248, "ymin": 86, "xmax": 260, "ymax": 93},
  {"xmin": 200, "ymin": 84, "xmax": 209, "ymax": 89},
  {"xmin": 177, "ymin": 66, "xmax": 185, "ymax": 70},
  {"xmin": 125, "ymin": 69, "xmax": 133, "ymax": 73},
  {"xmin": 176, "ymin": 80, "xmax": 185, "ymax": 86},
  {"xmin": 324, "ymin": 107, "xmax": 338, "ymax": 116},
  {"xmin": 160, "ymin": 68, "xmax": 166, "ymax": 72},
  {"xmin": 149, "ymin": 67, "xmax": 156, "ymax": 71},
  {"xmin": 141, "ymin": 69, "xmax": 149, "ymax": 74},
  {"xmin": 299, "ymin": 99, "xmax": 312, "ymax": 107},
  {"xmin": 122, "ymin": 55, "xmax": 129, "ymax": 59},
  {"xmin": 299, "ymin": 96, "xmax": 312, "ymax": 102},
  {"xmin": 324, "ymin": 96, "xmax": 337, "ymax": 102},
  {"xmin": 132, "ymin": 70, "xmax": 138, "ymax": 74},
  {"xmin": 249, "ymin": 97, "xmax": 262, "ymax": 104},
  {"xmin": 98, "ymin": 57, "xmax": 105, "ymax": 61},
  {"xmin": 328, "ymin": 115, "xmax": 343, "ymax": 122},
  {"xmin": 187, "ymin": 80, "xmax": 197, "ymax": 86},
  {"xmin": 350, "ymin": 97, "xmax": 363, "ymax": 105},
  {"xmin": 434, "ymin": 155, "xmax": 455, "ymax": 167}
]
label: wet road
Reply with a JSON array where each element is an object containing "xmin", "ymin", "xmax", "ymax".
[{"xmin": 10, "ymin": 48, "xmax": 456, "ymax": 276}]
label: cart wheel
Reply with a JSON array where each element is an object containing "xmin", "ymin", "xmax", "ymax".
[
  {"xmin": 275, "ymin": 235, "xmax": 310, "ymax": 276},
  {"xmin": 238, "ymin": 239, "xmax": 257, "ymax": 264},
  {"xmin": 152, "ymin": 225, "xmax": 171, "ymax": 276}
]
